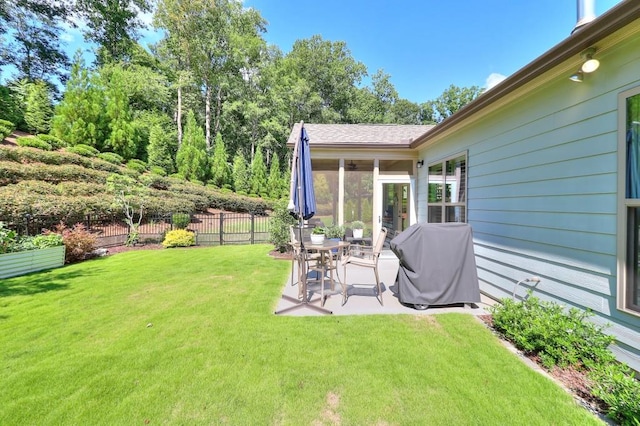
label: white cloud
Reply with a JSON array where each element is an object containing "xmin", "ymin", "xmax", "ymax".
[{"xmin": 485, "ymin": 73, "xmax": 507, "ymax": 91}]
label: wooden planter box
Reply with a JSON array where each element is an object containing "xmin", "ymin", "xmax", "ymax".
[{"xmin": 0, "ymin": 246, "xmax": 66, "ymax": 279}]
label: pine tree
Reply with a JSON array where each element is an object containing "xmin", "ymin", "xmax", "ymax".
[
  {"xmin": 250, "ymin": 146, "xmax": 267, "ymax": 197},
  {"xmin": 147, "ymin": 122, "xmax": 176, "ymax": 174},
  {"xmin": 267, "ymin": 154, "xmax": 282, "ymax": 199},
  {"xmin": 23, "ymin": 80, "xmax": 53, "ymax": 134},
  {"xmin": 232, "ymin": 150, "xmax": 250, "ymax": 194},
  {"xmin": 104, "ymin": 74, "xmax": 137, "ymax": 159},
  {"xmin": 209, "ymin": 132, "xmax": 229, "ymax": 188},
  {"xmin": 50, "ymin": 53, "xmax": 107, "ymax": 149},
  {"xmin": 176, "ymin": 110, "xmax": 207, "ymax": 181}
]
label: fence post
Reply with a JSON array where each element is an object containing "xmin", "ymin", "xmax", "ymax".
[
  {"xmin": 219, "ymin": 213, "xmax": 224, "ymax": 245},
  {"xmin": 250, "ymin": 212, "xmax": 255, "ymax": 244},
  {"xmin": 24, "ymin": 214, "xmax": 31, "ymax": 236}
]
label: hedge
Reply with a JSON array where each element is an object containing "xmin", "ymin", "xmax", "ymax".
[{"xmin": 16, "ymin": 136, "xmax": 52, "ymax": 151}]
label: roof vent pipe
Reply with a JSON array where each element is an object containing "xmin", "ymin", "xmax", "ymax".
[{"xmin": 572, "ymin": 0, "xmax": 596, "ymax": 33}]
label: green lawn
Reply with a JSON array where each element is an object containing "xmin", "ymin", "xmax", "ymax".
[{"xmin": 0, "ymin": 245, "xmax": 602, "ymax": 425}]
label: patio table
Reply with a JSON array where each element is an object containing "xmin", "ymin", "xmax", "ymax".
[{"xmin": 304, "ymin": 240, "xmax": 350, "ymax": 306}]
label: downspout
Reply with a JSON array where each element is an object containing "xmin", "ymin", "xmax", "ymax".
[{"xmin": 572, "ymin": 0, "xmax": 596, "ymax": 33}]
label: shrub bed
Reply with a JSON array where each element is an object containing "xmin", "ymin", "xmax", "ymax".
[{"xmin": 491, "ymin": 293, "xmax": 640, "ymax": 425}]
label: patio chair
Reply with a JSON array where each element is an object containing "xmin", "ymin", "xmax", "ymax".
[
  {"xmin": 342, "ymin": 227, "xmax": 387, "ymax": 306},
  {"xmin": 289, "ymin": 225, "xmax": 320, "ymax": 298}
]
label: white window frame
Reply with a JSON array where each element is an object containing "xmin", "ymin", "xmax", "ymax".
[
  {"xmin": 426, "ymin": 151, "xmax": 468, "ymax": 223},
  {"xmin": 617, "ymin": 86, "xmax": 640, "ymax": 317}
]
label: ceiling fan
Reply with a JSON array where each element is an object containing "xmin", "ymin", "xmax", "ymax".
[{"xmin": 347, "ymin": 160, "xmax": 357, "ymax": 171}]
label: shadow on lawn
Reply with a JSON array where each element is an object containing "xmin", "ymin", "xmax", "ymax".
[{"xmin": 0, "ymin": 266, "xmax": 102, "ymax": 298}]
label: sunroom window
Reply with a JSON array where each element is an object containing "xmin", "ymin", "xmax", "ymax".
[{"xmin": 427, "ymin": 153, "xmax": 467, "ymax": 223}]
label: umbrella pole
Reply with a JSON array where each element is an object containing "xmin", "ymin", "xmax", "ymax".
[{"xmin": 276, "ymin": 122, "xmax": 332, "ymax": 315}]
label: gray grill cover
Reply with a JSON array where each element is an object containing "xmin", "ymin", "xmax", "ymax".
[{"xmin": 390, "ymin": 223, "xmax": 480, "ymax": 306}]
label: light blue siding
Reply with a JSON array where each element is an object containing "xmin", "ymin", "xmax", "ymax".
[{"xmin": 417, "ymin": 31, "xmax": 640, "ymax": 370}]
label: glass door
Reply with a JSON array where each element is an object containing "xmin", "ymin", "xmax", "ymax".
[{"xmin": 381, "ymin": 183, "xmax": 410, "ymax": 237}]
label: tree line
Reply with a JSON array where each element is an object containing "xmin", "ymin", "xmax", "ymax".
[{"xmin": 0, "ymin": 0, "xmax": 482, "ymax": 196}]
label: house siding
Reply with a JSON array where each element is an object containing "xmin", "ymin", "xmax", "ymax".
[{"xmin": 417, "ymin": 32, "xmax": 640, "ymax": 370}]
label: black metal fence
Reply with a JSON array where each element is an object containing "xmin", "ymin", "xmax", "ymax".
[{"xmin": 2, "ymin": 212, "xmax": 272, "ymax": 248}]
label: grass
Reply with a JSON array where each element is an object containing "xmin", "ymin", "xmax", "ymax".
[{"xmin": 0, "ymin": 245, "xmax": 603, "ymax": 425}]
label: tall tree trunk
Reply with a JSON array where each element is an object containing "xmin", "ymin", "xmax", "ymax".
[
  {"xmin": 177, "ymin": 84, "xmax": 183, "ymax": 148},
  {"xmin": 214, "ymin": 85, "xmax": 222, "ymax": 136},
  {"xmin": 205, "ymin": 84, "xmax": 212, "ymax": 151}
]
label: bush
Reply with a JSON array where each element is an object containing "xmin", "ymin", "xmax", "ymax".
[
  {"xmin": 0, "ymin": 124, "xmax": 12, "ymax": 140},
  {"xmin": 269, "ymin": 200, "xmax": 297, "ymax": 252},
  {"xmin": 126, "ymin": 159, "xmax": 147, "ymax": 173},
  {"xmin": 490, "ymin": 294, "xmax": 616, "ymax": 369},
  {"xmin": 590, "ymin": 362, "xmax": 640, "ymax": 425},
  {"xmin": 150, "ymin": 166, "xmax": 167, "ymax": 176},
  {"xmin": 171, "ymin": 213, "xmax": 190, "ymax": 229},
  {"xmin": 29, "ymin": 233, "xmax": 64, "ymax": 249},
  {"xmin": 162, "ymin": 229, "xmax": 195, "ymax": 248},
  {"xmin": 0, "ymin": 119, "xmax": 15, "ymax": 131},
  {"xmin": 97, "ymin": 152, "xmax": 124, "ymax": 165},
  {"xmin": 16, "ymin": 136, "xmax": 52, "ymax": 151},
  {"xmin": 54, "ymin": 222, "xmax": 97, "ymax": 263},
  {"xmin": 0, "ymin": 222, "xmax": 18, "ymax": 253},
  {"xmin": 36, "ymin": 134, "xmax": 66, "ymax": 149},
  {"xmin": 66, "ymin": 144, "xmax": 99, "ymax": 157}
]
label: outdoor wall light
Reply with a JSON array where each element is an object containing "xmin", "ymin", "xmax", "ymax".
[
  {"xmin": 580, "ymin": 47, "xmax": 600, "ymax": 73},
  {"xmin": 569, "ymin": 70, "xmax": 584, "ymax": 83},
  {"xmin": 416, "ymin": 160, "xmax": 424, "ymax": 168}
]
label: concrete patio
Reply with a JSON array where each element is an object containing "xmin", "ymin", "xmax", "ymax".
[{"xmin": 275, "ymin": 250, "xmax": 494, "ymax": 316}]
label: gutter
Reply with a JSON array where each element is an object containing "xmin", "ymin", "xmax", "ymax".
[{"xmin": 410, "ymin": 1, "xmax": 640, "ymax": 150}]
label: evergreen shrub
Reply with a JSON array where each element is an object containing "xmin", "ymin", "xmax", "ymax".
[
  {"xmin": 16, "ymin": 136, "xmax": 51, "ymax": 151},
  {"xmin": 150, "ymin": 166, "xmax": 167, "ymax": 176},
  {"xmin": 97, "ymin": 152, "xmax": 124, "ymax": 165},
  {"xmin": 0, "ymin": 119, "xmax": 15, "ymax": 131},
  {"xmin": 162, "ymin": 229, "xmax": 195, "ymax": 248},
  {"xmin": 171, "ymin": 213, "xmax": 190, "ymax": 229},
  {"xmin": 36, "ymin": 134, "xmax": 66, "ymax": 149},
  {"xmin": 0, "ymin": 125, "xmax": 11, "ymax": 140},
  {"xmin": 269, "ymin": 200, "xmax": 297, "ymax": 252},
  {"xmin": 126, "ymin": 159, "xmax": 147, "ymax": 173},
  {"xmin": 66, "ymin": 144, "xmax": 99, "ymax": 157}
]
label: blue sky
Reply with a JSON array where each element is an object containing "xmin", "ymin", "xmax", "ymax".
[
  {"xmin": 243, "ymin": 0, "xmax": 623, "ymax": 103},
  {"xmin": 2, "ymin": 0, "xmax": 623, "ymax": 104}
]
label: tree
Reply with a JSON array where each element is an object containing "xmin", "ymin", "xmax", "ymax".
[
  {"xmin": 23, "ymin": 79, "xmax": 53, "ymax": 134},
  {"xmin": 267, "ymin": 155, "xmax": 282, "ymax": 199},
  {"xmin": 50, "ymin": 53, "xmax": 107, "ymax": 148},
  {"xmin": 106, "ymin": 173, "xmax": 148, "ymax": 246},
  {"xmin": 75, "ymin": 0, "xmax": 152, "ymax": 64},
  {"xmin": 0, "ymin": 0, "xmax": 70, "ymax": 88},
  {"xmin": 147, "ymin": 121, "xmax": 177, "ymax": 174},
  {"xmin": 232, "ymin": 150, "xmax": 250, "ymax": 194},
  {"xmin": 176, "ymin": 110, "xmax": 207, "ymax": 181},
  {"xmin": 286, "ymin": 35, "xmax": 367, "ymax": 122},
  {"xmin": 209, "ymin": 132, "xmax": 229, "ymax": 188},
  {"xmin": 104, "ymin": 72, "xmax": 137, "ymax": 159},
  {"xmin": 250, "ymin": 146, "xmax": 267, "ymax": 197},
  {"xmin": 429, "ymin": 84, "xmax": 484, "ymax": 123}
]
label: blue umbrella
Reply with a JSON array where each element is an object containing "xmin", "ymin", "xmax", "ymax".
[{"xmin": 288, "ymin": 124, "xmax": 316, "ymax": 220}]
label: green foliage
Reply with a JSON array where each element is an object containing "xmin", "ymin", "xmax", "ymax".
[
  {"xmin": 250, "ymin": 147, "xmax": 267, "ymax": 197},
  {"xmin": 350, "ymin": 220, "xmax": 365, "ymax": 230},
  {"xmin": 30, "ymin": 233, "xmax": 65, "ymax": 249},
  {"xmin": 66, "ymin": 144, "xmax": 100, "ymax": 158},
  {"xmin": 311, "ymin": 226, "xmax": 325, "ymax": 235},
  {"xmin": 23, "ymin": 80, "xmax": 53, "ymax": 134},
  {"xmin": 147, "ymin": 121, "xmax": 177, "ymax": 175},
  {"xmin": 0, "ymin": 86, "xmax": 24, "ymax": 127},
  {"xmin": 491, "ymin": 294, "xmax": 615, "ymax": 369},
  {"xmin": 232, "ymin": 150, "xmax": 250, "ymax": 193},
  {"xmin": 0, "ymin": 222, "xmax": 19, "ymax": 254},
  {"xmin": 16, "ymin": 136, "xmax": 52, "ymax": 151},
  {"xmin": 0, "ymin": 119, "xmax": 16, "ymax": 132},
  {"xmin": 267, "ymin": 154, "xmax": 282, "ymax": 198},
  {"xmin": 324, "ymin": 224, "xmax": 345, "ymax": 239},
  {"xmin": 0, "ymin": 125, "xmax": 12, "ymax": 141},
  {"xmin": 162, "ymin": 229, "xmax": 195, "ymax": 248},
  {"xmin": 126, "ymin": 159, "xmax": 147, "ymax": 173},
  {"xmin": 150, "ymin": 166, "xmax": 167, "ymax": 176},
  {"xmin": 268, "ymin": 200, "xmax": 297, "ymax": 252},
  {"xmin": 103, "ymin": 69, "xmax": 138, "ymax": 159},
  {"xmin": 106, "ymin": 174, "xmax": 148, "ymax": 244},
  {"xmin": 428, "ymin": 84, "xmax": 484, "ymax": 123},
  {"xmin": 97, "ymin": 152, "xmax": 124, "ymax": 165},
  {"xmin": 36, "ymin": 134, "xmax": 66, "ymax": 149},
  {"xmin": 171, "ymin": 213, "xmax": 190, "ymax": 229},
  {"xmin": 490, "ymin": 293, "xmax": 640, "ymax": 424},
  {"xmin": 209, "ymin": 132, "xmax": 229, "ymax": 188},
  {"xmin": 589, "ymin": 363, "xmax": 640, "ymax": 425},
  {"xmin": 177, "ymin": 111, "xmax": 208, "ymax": 182},
  {"xmin": 54, "ymin": 222, "xmax": 97, "ymax": 263}
]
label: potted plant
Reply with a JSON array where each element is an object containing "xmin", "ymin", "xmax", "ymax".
[
  {"xmin": 310, "ymin": 226, "xmax": 326, "ymax": 245},
  {"xmin": 351, "ymin": 221, "xmax": 365, "ymax": 239},
  {"xmin": 324, "ymin": 224, "xmax": 345, "ymax": 240}
]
